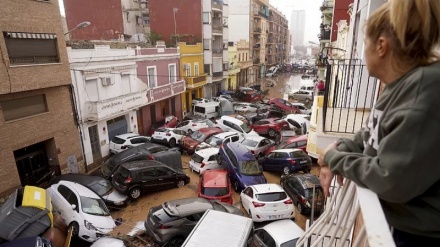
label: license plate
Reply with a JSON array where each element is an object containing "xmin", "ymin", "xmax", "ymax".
[
  {"xmin": 300, "ymin": 160, "xmax": 308, "ymax": 164},
  {"xmin": 269, "ymin": 215, "xmax": 281, "ymax": 220}
]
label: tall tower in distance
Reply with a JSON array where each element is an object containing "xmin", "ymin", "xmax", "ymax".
[{"xmin": 290, "ymin": 10, "xmax": 306, "ymax": 47}]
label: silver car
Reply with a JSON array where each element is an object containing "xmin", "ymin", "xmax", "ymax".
[
  {"xmin": 144, "ymin": 197, "xmax": 243, "ymax": 246},
  {"xmin": 288, "ymin": 90, "xmax": 314, "ymax": 103}
]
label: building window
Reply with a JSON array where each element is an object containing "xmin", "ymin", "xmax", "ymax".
[
  {"xmin": 203, "ymin": 39, "xmax": 210, "ymax": 50},
  {"xmin": 1, "ymin": 95, "xmax": 48, "ymax": 122},
  {"xmin": 3, "ymin": 32, "xmax": 60, "ymax": 65},
  {"xmin": 184, "ymin": 63, "xmax": 191, "ymax": 77},
  {"xmin": 194, "ymin": 63, "xmax": 199, "ymax": 76},
  {"xmin": 147, "ymin": 66, "xmax": 157, "ymax": 88},
  {"xmin": 204, "ymin": 64, "xmax": 211, "ymax": 75},
  {"xmin": 142, "ymin": 14, "xmax": 150, "ymax": 25},
  {"xmin": 203, "ymin": 12, "xmax": 210, "ymax": 24},
  {"xmin": 169, "ymin": 64, "xmax": 176, "ymax": 83}
]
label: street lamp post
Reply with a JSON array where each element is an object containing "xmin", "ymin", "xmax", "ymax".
[
  {"xmin": 64, "ymin": 21, "xmax": 91, "ymax": 36},
  {"xmin": 173, "ymin": 8, "xmax": 179, "ymax": 45}
]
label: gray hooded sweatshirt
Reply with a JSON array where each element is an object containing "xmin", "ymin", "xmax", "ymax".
[{"xmin": 324, "ymin": 61, "xmax": 440, "ymax": 237}]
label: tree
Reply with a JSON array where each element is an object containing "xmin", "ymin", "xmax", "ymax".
[{"xmin": 148, "ymin": 30, "xmax": 162, "ymax": 46}]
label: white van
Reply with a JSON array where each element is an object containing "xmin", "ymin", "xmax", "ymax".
[
  {"xmin": 193, "ymin": 102, "xmax": 221, "ymax": 119},
  {"xmin": 216, "ymin": 116, "xmax": 259, "ymax": 138},
  {"xmin": 182, "ymin": 209, "xmax": 254, "ymax": 247}
]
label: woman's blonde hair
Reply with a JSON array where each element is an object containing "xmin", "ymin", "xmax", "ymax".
[{"xmin": 365, "ymin": 0, "xmax": 440, "ymax": 66}]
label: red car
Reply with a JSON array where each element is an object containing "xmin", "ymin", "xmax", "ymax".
[
  {"xmin": 267, "ymin": 98, "xmax": 300, "ymax": 114},
  {"xmin": 180, "ymin": 127, "xmax": 223, "ymax": 154},
  {"xmin": 242, "ymin": 90, "xmax": 263, "ymax": 103},
  {"xmin": 251, "ymin": 118, "xmax": 290, "ymax": 138},
  {"xmin": 198, "ymin": 170, "xmax": 233, "ymax": 204},
  {"xmin": 147, "ymin": 115, "xmax": 179, "ymax": 136},
  {"xmin": 264, "ymin": 134, "xmax": 308, "ymax": 155}
]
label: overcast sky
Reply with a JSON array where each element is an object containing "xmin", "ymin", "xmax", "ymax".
[
  {"xmin": 269, "ymin": 0, "xmax": 321, "ymax": 45},
  {"xmin": 59, "ymin": 0, "xmax": 321, "ymax": 44}
]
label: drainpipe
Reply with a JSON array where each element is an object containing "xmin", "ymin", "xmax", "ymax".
[{"xmin": 70, "ymin": 70, "xmax": 88, "ymax": 173}]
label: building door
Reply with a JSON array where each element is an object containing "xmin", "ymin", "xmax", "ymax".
[
  {"xmin": 171, "ymin": 97, "xmax": 176, "ymax": 116},
  {"xmin": 159, "ymin": 100, "xmax": 169, "ymax": 118},
  {"xmin": 88, "ymin": 125, "xmax": 102, "ymax": 162},
  {"xmin": 106, "ymin": 116, "xmax": 127, "ymax": 141},
  {"xmin": 14, "ymin": 141, "xmax": 51, "ymax": 186}
]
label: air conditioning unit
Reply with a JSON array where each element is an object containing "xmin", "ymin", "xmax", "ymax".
[{"xmin": 101, "ymin": 77, "xmax": 113, "ymax": 86}]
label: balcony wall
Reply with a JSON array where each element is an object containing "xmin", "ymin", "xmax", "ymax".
[{"xmin": 185, "ymin": 75, "xmax": 207, "ymax": 89}]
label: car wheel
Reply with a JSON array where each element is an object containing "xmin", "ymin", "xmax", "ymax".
[
  {"xmin": 169, "ymin": 138, "xmax": 176, "ymax": 148},
  {"xmin": 268, "ymin": 128, "xmax": 276, "ymax": 138},
  {"xmin": 176, "ymin": 180, "xmax": 185, "ymax": 188},
  {"xmin": 233, "ymin": 180, "xmax": 240, "ymax": 192},
  {"xmin": 129, "ymin": 187, "xmax": 142, "ymax": 200},
  {"xmin": 298, "ymin": 202, "xmax": 305, "ymax": 215},
  {"xmin": 69, "ymin": 222, "xmax": 79, "ymax": 237},
  {"xmin": 167, "ymin": 237, "xmax": 185, "ymax": 247},
  {"xmin": 283, "ymin": 166, "xmax": 290, "ymax": 175}
]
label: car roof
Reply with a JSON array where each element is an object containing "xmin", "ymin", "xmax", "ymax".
[
  {"xmin": 280, "ymin": 130, "xmax": 296, "ymax": 136},
  {"xmin": 163, "ymin": 197, "xmax": 213, "ymax": 217},
  {"xmin": 288, "ymin": 174, "xmax": 321, "ymax": 188},
  {"xmin": 212, "ymin": 131, "xmax": 238, "ymax": 139},
  {"xmin": 194, "ymin": 102, "xmax": 219, "ymax": 107},
  {"xmin": 202, "ymin": 170, "xmax": 228, "ymax": 188},
  {"xmin": 243, "ymin": 135, "xmax": 266, "ymax": 142},
  {"xmin": 225, "ymin": 142, "xmax": 255, "ymax": 161},
  {"xmin": 271, "ymin": 148, "xmax": 303, "ymax": 153},
  {"xmin": 198, "ymin": 127, "xmax": 223, "ymax": 135},
  {"xmin": 121, "ymin": 160, "xmax": 166, "ymax": 170},
  {"xmin": 260, "ymin": 219, "xmax": 304, "ymax": 244},
  {"xmin": 251, "ymin": 183, "xmax": 284, "ymax": 193},
  {"xmin": 114, "ymin": 133, "xmax": 139, "ymax": 139},
  {"xmin": 220, "ymin": 116, "xmax": 246, "ymax": 125},
  {"xmin": 57, "ymin": 180, "xmax": 100, "ymax": 199},
  {"xmin": 195, "ymin": 147, "xmax": 220, "ymax": 157},
  {"xmin": 285, "ymin": 134, "xmax": 308, "ymax": 143}
]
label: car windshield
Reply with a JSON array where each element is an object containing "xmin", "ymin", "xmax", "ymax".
[
  {"xmin": 256, "ymin": 192, "xmax": 287, "ymax": 202},
  {"xmin": 291, "ymin": 151, "xmax": 307, "ymax": 158},
  {"xmin": 305, "ymin": 188, "xmax": 324, "ymax": 200},
  {"xmin": 111, "ymin": 137, "xmax": 125, "ymax": 144},
  {"xmin": 239, "ymin": 160, "xmax": 262, "ymax": 175},
  {"xmin": 202, "ymin": 187, "xmax": 229, "ymax": 197},
  {"xmin": 276, "ymin": 140, "xmax": 289, "ymax": 149},
  {"xmin": 205, "ymin": 136, "xmax": 223, "ymax": 146},
  {"xmin": 190, "ymin": 131, "xmax": 208, "ymax": 142},
  {"xmin": 191, "ymin": 153, "xmax": 204, "ymax": 163},
  {"xmin": 285, "ymin": 101, "xmax": 293, "ymax": 107},
  {"xmin": 101, "ymin": 159, "xmax": 116, "ymax": 176},
  {"xmin": 80, "ymin": 196, "xmax": 110, "ymax": 216},
  {"xmin": 241, "ymin": 139, "xmax": 258, "ymax": 147},
  {"xmin": 89, "ymin": 179, "xmax": 113, "ymax": 196},
  {"xmin": 240, "ymin": 123, "xmax": 252, "ymax": 133},
  {"xmin": 155, "ymin": 128, "xmax": 170, "ymax": 133},
  {"xmin": 280, "ymin": 238, "xmax": 299, "ymax": 247}
]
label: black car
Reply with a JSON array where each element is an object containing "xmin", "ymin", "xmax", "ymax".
[
  {"xmin": 280, "ymin": 174, "xmax": 325, "ymax": 215},
  {"xmin": 111, "ymin": 160, "xmax": 190, "ymax": 200},
  {"xmin": 100, "ymin": 143, "xmax": 181, "ymax": 179},
  {"xmin": 50, "ymin": 174, "xmax": 129, "ymax": 210}
]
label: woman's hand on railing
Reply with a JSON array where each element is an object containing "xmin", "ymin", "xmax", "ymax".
[{"xmin": 318, "ymin": 141, "xmax": 344, "ymax": 197}]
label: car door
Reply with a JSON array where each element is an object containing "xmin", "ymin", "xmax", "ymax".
[
  {"xmin": 274, "ymin": 152, "xmax": 288, "ymax": 171},
  {"xmin": 172, "ymin": 129, "xmax": 186, "ymax": 143},
  {"xmin": 253, "ymin": 120, "xmax": 268, "ymax": 134},
  {"xmin": 53, "ymin": 184, "xmax": 79, "ymax": 224},
  {"xmin": 241, "ymin": 187, "xmax": 254, "ymax": 212},
  {"xmin": 138, "ymin": 167, "xmax": 159, "ymax": 191},
  {"xmin": 155, "ymin": 166, "xmax": 177, "ymax": 189},
  {"xmin": 181, "ymin": 212, "xmax": 205, "ymax": 236},
  {"xmin": 262, "ymin": 152, "xmax": 276, "ymax": 170},
  {"xmin": 207, "ymin": 154, "xmax": 220, "ymax": 169},
  {"xmin": 253, "ymin": 229, "xmax": 277, "ymax": 247}
]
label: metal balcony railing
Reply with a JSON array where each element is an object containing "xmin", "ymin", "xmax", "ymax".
[
  {"xmin": 212, "ymin": 71, "xmax": 223, "ymax": 78},
  {"xmin": 322, "ymin": 59, "xmax": 378, "ymax": 133},
  {"xmin": 10, "ymin": 56, "xmax": 60, "ymax": 65},
  {"xmin": 296, "ymin": 179, "xmax": 395, "ymax": 247}
]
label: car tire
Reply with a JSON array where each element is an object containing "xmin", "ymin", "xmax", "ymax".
[
  {"xmin": 176, "ymin": 180, "xmax": 185, "ymax": 188},
  {"xmin": 167, "ymin": 237, "xmax": 185, "ymax": 247},
  {"xmin": 283, "ymin": 166, "xmax": 290, "ymax": 175},
  {"xmin": 69, "ymin": 222, "xmax": 79, "ymax": 237},
  {"xmin": 169, "ymin": 138, "xmax": 176, "ymax": 148},
  {"xmin": 233, "ymin": 180, "xmax": 240, "ymax": 192},
  {"xmin": 298, "ymin": 202, "xmax": 305, "ymax": 215},
  {"xmin": 268, "ymin": 128, "xmax": 276, "ymax": 138},
  {"xmin": 129, "ymin": 187, "xmax": 142, "ymax": 200}
]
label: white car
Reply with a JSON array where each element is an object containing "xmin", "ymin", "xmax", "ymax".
[
  {"xmin": 241, "ymin": 136, "xmax": 275, "ymax": 159},
  {"xmin": 175, "ymin": 119, "xmax": 216, "ymax": 134},
  {"xmin": 291, "ymin": 103, "xmax": 312, "ymax": 115},
  {"xmin": 91, "ymin": 237, "xmax": 125, "ymax": 247},
  {"xmin": 109, "ymin": 133, "xmax": 150, "ymax": 154},
  {"xmin": 196, "ymin": 131, "xmax": 242, "ymax": 151},
  {"xmin": 47, "ymin": 181, "xmax": 116, "ymax": 242},
  {"xmin": 150, "ymin": 128, "xmax": 187, "ymax": 147},
  {"xmin": 283, "ymin": 114, "xmax": 310, "ymax": 135},
  {"xmin": 189, "ymin": 148, "xmax": 224, "ymax": 173},
  {"xmin": 253, "ymin": 219, "xmax": 304, "ymax": 247},
  {"xmin": 240, "ymin": 183, "xmax": 294, "ymax": 222},
  {"xmin": 234, "ymin": 102, "xmax": 260, "ymax": 114},
  {"xmin": 192, "ymin": 97, "xmax": 210, "ymax": 106}
]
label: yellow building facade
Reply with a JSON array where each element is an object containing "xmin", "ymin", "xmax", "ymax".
[
  {"xmin": 227, "ymin": 44, "xmax": 240, "ymax": 90},
  {"xmin": 178, "ymin": 42, "xmax": 207, "ymax": 116}
]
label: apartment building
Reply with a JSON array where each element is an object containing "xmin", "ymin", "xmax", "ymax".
[
  {"xmin": 267, "ymin": 7, "xmax": 290, "ymax": 67},
  {"xmin": 63, "ymin": 0, "xmax": 150, "ymax": 42},
  {"xmin": 236, "ymin": 40, "xmax": 253, "ymax": 87},
  {"xmin": 0, "ymin": 0, "xmax": 82, "ymax": 197}
]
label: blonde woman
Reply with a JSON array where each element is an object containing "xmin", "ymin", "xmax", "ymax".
[{"xmin": 318, "ymin": 0, "xmax": 440, "ymax": 246}]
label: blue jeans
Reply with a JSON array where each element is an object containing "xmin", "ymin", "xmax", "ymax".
[{"xmin": 393, "ymin": 228, "xmax": 440, "ymax": 247}]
